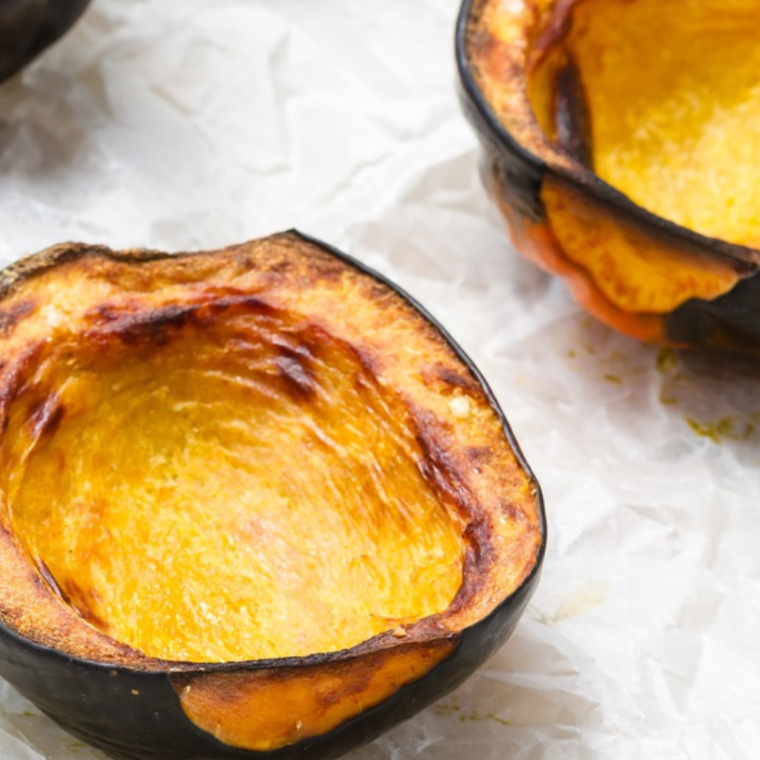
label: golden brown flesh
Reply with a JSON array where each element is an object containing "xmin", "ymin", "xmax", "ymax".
[
  {"xmin": 0, "ymin": 233, "xmax": 544, "ymax": 757},
  {"xmin": 0, "ymin": 234, "xmax": 542, "ymax": 672},
  {"xmin": 552, "ymin": 0, "xmax": 760, "ymax": 248},
  {"xmin": 462, "ymin": 0, "xmax": 760, "ymax": 351},
  {"xmin": 10, "ymin": 301, "xmax": 464, "ymax": 663},
  {"xmin": 173, "ymin": 640, "xmax": 457, "ymax": 751}
]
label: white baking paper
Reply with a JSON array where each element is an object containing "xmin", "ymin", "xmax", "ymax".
[{"xmin": 1, "ymin": 0, "xmax": 759, "ymax": 757}]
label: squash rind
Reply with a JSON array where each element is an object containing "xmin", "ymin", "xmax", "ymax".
[{"xmin": 0, "ymin": 231, "xmax": 545, "ymax": 760}]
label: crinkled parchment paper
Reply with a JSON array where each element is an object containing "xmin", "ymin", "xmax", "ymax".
[{"xmin": 1, "ymin": 0, "xmax": 759, "ymax": 757}]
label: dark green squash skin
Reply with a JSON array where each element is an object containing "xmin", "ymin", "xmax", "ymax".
[
  {"xmin": 0, "ymin": 574, "xmax": 540, "ymax": 760},
  {"xmin": 456, "ymin": 55, "xmax": 544, "ymax": 227},
  {"xmin": 0, "ymin": 232, "xmax": 546, "ymax": 760},
  {"xmin": 0, "ymin": 0, "xmax": 92, "ymax": 83},
  {"xmin": 455, "ymin": 0, "xmax": 760, "ymax": 356}
]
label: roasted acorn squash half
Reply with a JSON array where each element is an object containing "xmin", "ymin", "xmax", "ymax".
[
  {"xmin": 458, "ymin": 0, "xmax": 760, "ymax": 353},
  {"xmin": 0, "ymin": 0, "xmax": 91, "ymax": 83},
  {"xmin": 0, "ymin": 231, "xmax": 544, "ymax": 760}
]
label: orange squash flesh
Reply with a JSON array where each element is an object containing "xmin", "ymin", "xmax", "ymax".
[
  {"xmin": 172, "ymin": 639, "xmax": 458, "ymax": 752},
  {"xmin": 7, "ymin": 304, "xmax": 465, "ymax": 664},
  {"xmin": 0, "ymin": 235, "xmax": 544, "ymax": 756},
  {"xmin": 524, "ymin": 0, "xmax": 760, "ymax": 315},
  {"xmin": 0, "ymin": 234, "xmax": 542, "ymax": 671},
  {"xmin": 463, "ymin": 0, "xmax": 760, "ymax": 347},
  {"xmin": 539, "ymin": 176, "xmax": 743, "ymax": 315},
  {"xmin": 556, "ymin": 0, "xmax": 760, "ymax": 249}
]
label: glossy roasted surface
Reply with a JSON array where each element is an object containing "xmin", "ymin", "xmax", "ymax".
[
  {"xmin": 460, "ymin": 0, "xmax": 760, "ymax": 352},
  {"xmin": 0, "ymin": 234, "xmax": 543, "ymax": 673},
  {"xmin": 535, "ymin": 0, "xmax": 760, "ymax": 248},
  {"xmin": 10, "ymin": 300, "xmax": 464, "ymax": 663}
]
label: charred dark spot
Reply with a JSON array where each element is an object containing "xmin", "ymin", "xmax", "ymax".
[
  {"xmin": 446, "ymin": 536, "xmax": 494, "ymax": 617},
  {"xmin": 554, "ymin": 53, "xmax": 594, "ymax": 169},
  {"xmin": 422, "ymin": 362, "xmax": 480, "ymax": 394},
  {"xmin": 268, "ymin": 329, "xmax": 318, "ymax": 363},
  {"xmin": 27, "ymin": 394, "xmax": 65, "ymax": 440},
  {"xmin": 464, "ymin": 446, "xmax": 492, "ymax": 465},
  {"xmin": 89, "ymin": 295, "xmax": 280, "ymax": 348},
  {"xmin": 462, "ymin": 520, "xmax": 490, "ymax": 565},
  {"xmin": 274, "ymin": 353, "xmax": 316, "ymax": 399},
  {"xmin": 61, "ymin": 580, "xmax": 110, "ymax": 632},
  {"xmin": 415, "ymin": 420, "xmax": 478, "ymax": 522},
  {"xmin": 37, "ymin": 560, "xmax": 66, "ymax": 601},
  {"xmin": 35, "ymin": 564, "xmax": 109, "ymax": 632},
  {"xmin": 0, "ymin": 342, "xmax": 44, "ymax": 409},
  {"xmin": 413, "ymin": 412, "xmax": 496, "ymax": 607},
  {"xmin": 118, "ymin": 304, "xmax": 193, "ymax": 346},
  {"xmin": 196, "ymin": 292, "xmax": 278, "ymax": 325},
  {"xmin": 0, "ymin": 298, "xmax": 36, "ymax": 336},
  {"xmin": 351, "ymin": 345, "xmax": 383, "ymax": 384}
]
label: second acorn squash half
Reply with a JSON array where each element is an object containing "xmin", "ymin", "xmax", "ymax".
[
  {"xmin": 458, "ymin": 0, "xmax": 760, "ymax": 353},
  {"xmin": 0, "ymin": 231, "xmax": 544, "ymax": 760}
]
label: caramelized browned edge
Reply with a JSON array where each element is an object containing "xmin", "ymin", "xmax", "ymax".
[{"xmin": 0, "ymin": 232, "xmax": 542, "ymax": 675}]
